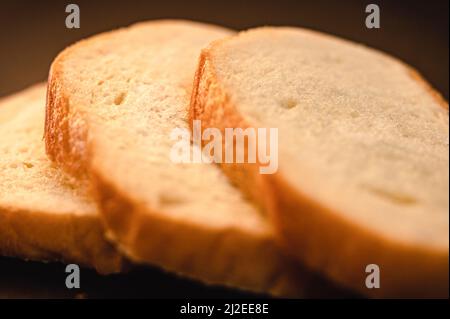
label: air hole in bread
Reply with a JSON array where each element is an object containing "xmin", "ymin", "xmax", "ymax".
[
  {"xmin": 137, "ymin": 128, "xmax": 148, "ymax": 137},
  {"xmin": 114, "ymin": 92, "xmax": 127, "ymax": 105},
  {"xmin": 97, "ymin": 80, "xmax": 104, "ymax": 86},
  {"xmin": 350, "ymin": 111, "xmax": 360, "ymax": 118},
  {"xmin": 23, "ymin": 162, "xmax": 34, "ymax": 169},
  {"xmin": 362, "ymin": 184, "xmax": 418, "ymax": 205},
  {"xmin": 281, "ymin": 98, "xmax": 298, "ymax": 109},
  {"xmin": 158, "ymin": 194, "xmax": 186, "ymax": 206}
]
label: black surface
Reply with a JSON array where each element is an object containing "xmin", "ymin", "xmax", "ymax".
[
  {"xmin": 0, "ymin": 256, "xmax": 362, "ymax": 298},
  {"xmin": 0, "ymin": 0, "xmax": 448, "ymax": 99},
  {"xmin": 0, "ymin": 257, "xmax": 265, "ymax": 298}
]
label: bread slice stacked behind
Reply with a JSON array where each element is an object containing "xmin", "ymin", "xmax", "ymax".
[
  {"xmin": 191, "ymin": 27, "xmax": 449, "ymax": 297},
  {"xmin": 0, "ymin": 84, "xmax": 122, "ymax": 274}
]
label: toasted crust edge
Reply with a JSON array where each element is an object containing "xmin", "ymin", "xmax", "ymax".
[
  {"xmin": 92, "ymin": 164, "xmax": 346, "ymax": 297},
  {"xmin": 189, "ymin": 36, "xmax": 449, "ymax": 298},
  {"xmin": 0, "ymin": 204, "xmax": 124, "ymax": 275}
]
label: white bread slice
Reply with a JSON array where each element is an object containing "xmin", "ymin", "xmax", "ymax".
[
  {"xmin": 0, "ymin": 84, "xmax": 123, "ymax": 274},
  {"xmin": 43, "ymin": 20, "xmax": 343, "ymax": 296},
  {"xmin": 190, "ymin": 27, "xmax": 449, "ymax": 298}
]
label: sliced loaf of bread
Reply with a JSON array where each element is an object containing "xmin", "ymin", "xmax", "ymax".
[
  {"xmin": 44, "ymin": 20, "xmax": 342, "ymax": 296},
  {"xmin": 190, "ymin": 27, "xmax": 449, "ymax": 297},
  {"xmin": 0, "ymin": 84, "xmax": 123, "ymax": 274}
]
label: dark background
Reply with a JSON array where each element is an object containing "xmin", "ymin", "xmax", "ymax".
[
  {"xmin": 0, "ymin": 0, "xmax": 449, "ymax": 99},
  {"xmin": 0, "ymin": 0, "xmax": 448, "ymax": 298}
]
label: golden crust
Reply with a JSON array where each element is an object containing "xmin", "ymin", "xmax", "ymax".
[
  {"xmin": 190, "ymin": 41, "xmax": 449, "ymax": 298},
  {"xmin": 0, "ymin": 205, "xmax": 123, "ymax": 274},
  {"xmin": 46, "ymin": 54, "xmax": 90, "ymax": 178},
  {"xmin": 91, "ymin": 166, "xmax": 334, "ymax": 296}
]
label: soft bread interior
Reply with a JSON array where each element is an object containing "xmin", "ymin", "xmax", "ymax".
[{"xmin": 204, "ymin": 27, "xmax": 449, "ymax": 250}]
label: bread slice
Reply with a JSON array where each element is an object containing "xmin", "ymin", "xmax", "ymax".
[
  {"xmin": 190, "ymin": 27, "xmax": 449, "ymax": 297},
  {"xmin": 44, "ymin": 20, "xmax": 344, "ymax": 296},
  {"xmin": 0, "ymin": 84, "xmax": 123, "ymax": 274}
]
